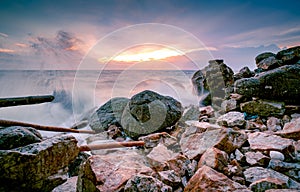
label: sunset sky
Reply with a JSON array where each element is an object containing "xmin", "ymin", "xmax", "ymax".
[{"xmin": 0, "ymin": 0, "xmax": 300, "ymax": 70}]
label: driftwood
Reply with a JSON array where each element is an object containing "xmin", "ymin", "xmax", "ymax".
[
  {"xmin": 0, "ymin": 95, "xmax": 54, "ymax": 107},
  {"xmin": 0, "ymin": 119, "xmax": 95, "ymax": 134},
  {"xmin": 79, "ymin": 141, "xmax": 145, "ymax": 151}
]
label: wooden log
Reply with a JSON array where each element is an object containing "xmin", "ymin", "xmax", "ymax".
[
  {"xmin": 0, "ymin": 95, "xmax": 54, "ymax": 107},
  {"xmin": 0, "ymin": 119, "xmax": 95, "ymax": 134},
  {"xmin": 79, "ymin": 141, "xmax": 145, "ymax": 151}
]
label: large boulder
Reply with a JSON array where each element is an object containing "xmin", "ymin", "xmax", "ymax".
[
  {"xmin": 276, "ymin": 46, "xmax": 300, "ymax": 65},
  {"xmin": 121, "ymin": 90, "xmax": 182, "ymax": 139},
  {"xmin": 0, "ymin": 126, "xmax": 42, "ymax": 150},
  {"xmin": 240, "ymin": 100, "xmax": 285, "ymax": 117},
  {"xmin": 234, "ymin": 64, "xmax": 300, "ymax": 104},
  {"xmin": 0, "ymin": 135, "xmax": 79, "ymax": 192},
  {"xmin": 255, "ymin": 52, "xmax": 276, "ymax": 64},
  {"xmin": 89, "ymin": 97, "xmax": 129, "ymax": 133}
]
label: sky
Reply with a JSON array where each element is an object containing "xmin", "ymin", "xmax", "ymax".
[{"xmin": 0, "ymin": 0, "xmax": 300, "ymax": 71}]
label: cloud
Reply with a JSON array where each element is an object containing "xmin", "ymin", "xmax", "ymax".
[
  {"xmin": 0, "ymin": 32, "xmax": 8, "ymax": 38},
  {"xmin": 0, "ymin": 48, "xmax": 15, "ymax": 53}
]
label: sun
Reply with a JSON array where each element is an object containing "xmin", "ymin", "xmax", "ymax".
[{"xmin": 98, "ymin": 46, "xmax": 184, "ymax": 63}]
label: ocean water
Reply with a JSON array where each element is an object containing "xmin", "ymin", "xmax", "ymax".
[{"xmin": 0, "ymin": 70, "xmax": 198, "ymax": 132}]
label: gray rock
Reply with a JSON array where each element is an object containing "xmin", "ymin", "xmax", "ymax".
[
  {"xmin": 89, "ymin": 97, "xmax": 129, "ymax": 132},
  {"xmin": 250, "ymin": 177, "xmax": 288, "ymax": 192},
  {"xmin": 158, "ymin": 170, "xmax": 181, "ymax": 187},
  {"xmin": 245, "ymin": 151, "xmax": 270, "ymax": 166},
  {"xmin": 269, "ymin": 151, "xmax": 285, "ymax": 161},
  {"xmin": 267, "ymin": 117, "xmax": 282, "ymax": 132},
  {"xmin": 217, "ymin": 111, "xmax": 245, "ymax": 127},
  {"xmin": 0, "ymin": 126, "xmax": 42, "ymax": 150},
  {"xmin": 240, "ymin": 100, "xmax": 285, "ymax": 117},
  {"xmin": 257, "ymin": 56, "xmax": 279, "ymax": 70},
  {"xmin": 121, "ymin": 90, "xmax": 182, "ymax": 139},
  {"xmin": 234, "ymin": 66, "xmax": 254, "ymax": 80},
  {"xmin": 52, "ymin": 176, "xmax": 77, "ymax": 192},
  {"xmin": 179, "ymin": 105, "xmax": 200, "ymax": 123},
  {"xmin": 221, "ymin": 99, "xmax": 238, "ymax": 112},
  {"xmin": 276, "ymin": 46, "xmax": 300, "ymax": 65},
  {"xmin": 0, "ymin": 135, "xmax": 79, "ymax": 192},
  {"xmin": 255, "ymin": 52, "xmax": 276, "ymax": 64},
  {"xmin": 234, "ymin": 64, "xmax": 300, "ymax": 104}
]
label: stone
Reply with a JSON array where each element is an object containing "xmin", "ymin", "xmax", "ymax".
[
  {"xmin": 269, "ymin": 151, "xmax": 285, "ymax": 161},
  {"xmin": 267, "ymin": 117, "xmax": 282, "ymax": 131},
  {"xmin": 191, "ymin": 69, "xmax": 207, "ymax": 96},
  {"xmin": 216, "ymin": 111, "xmax": 246, "ymax": 127},
  {"xmin": 240, "ymin": 100, "xmax": 285, "ymax": 117},
  {"xmin": 225, "ymin": 159, "xmax": 244, "ymax": 177},
  {"xmin": 52, "ymin": 176, "xmax": 77, "ymax": 192},
  {"xmin": 283, "ymin": 117, "xmax": 300, "ymax": 131},
  {"xmin": 234, "ymin": 66, "xmax": 254, "ymax": 80},
  {"xmin": 245, "ymin": 151, "xmax": 270, "ymax": 166},
  {"xmin": 249, "ymin": 177, "xmax": 287, "ymax": 191},
  {"xmin": 0, "ymin": 126, "xmax": 42, "ymax": 150},
  {"xmin": 221, "ymin": 99, "xmax": 238, "ymax": 112},
  {"xmin": 139, "ymin": 132, "xmax": 177, "ymax": 149},
  {"xmin": 89, "ymin": 97, "xmax": 129, "ymax": 132},
  {"xmin": 180, "ymin": 128, "xmax": 247, "ymax": 160},
  {"xmin": 198, "ymin": 147, "xmax": 228, "ymax": 172},
  {"xmin": 166, "ymin": 154, "xmax": 194, "ymax": 177},
  {"xmin": 77, "ymin": 150, "xmax": 148, "ymax": 192},
  {"xmin": 255, "ymin": 52, "xmax": 276, "ymax": 64},
  {"xmin": 275, "ymin": 117, "xmax": 300, "ymax": 140},
  {"xmin": 265, "ymin": 189, "xmax": 300, "ymax": 192},
  {"xmin": 124, "ymin": 174, "xmax": 172, "ymax": 192},
  {"xmin": 268, "ymin": 159, "xmax": 300, "ymax": 173},
  {"xmin": 158, "ymin": 170, "xmax": 181, "ymax": 187},
  {"xmin": 257, "ymin": 56, "xmax": 279, "ymax": 70},
  {"xmin": 184, "ymin": 165, "xmax": 250, "ymax": 192},
  {"xmin": 121, "ymin": 90, "xmax": 182, "ymax": 139},
  {"xmin": 199, "ymin": 105, "xmax": 215, "ymax": 118},
  {"xmin": 68, "ymin": 152, "xmax": 90, "ymax": 177},
  {"xmin": 146, "ymin": 143, "xmax": 178, "ymax": 171},
  {"xmin": 276, "ymin": 46, "xmax": 300, "ymax": 65},
  {"xmin": 248, "ymin": 132, "xmax": 294, "ymax": 154},
  {"xmin": 234, "ymin": 64, "xmax": 300, "ymax": 104},
  {"xmin": 235, "ymin": 149, "xmax": 246, "ymax": 164},
  {"xmin": 0, "ymin": 135, "xmax": 79, "ymax": 192},
  {"xmin": 179, "ymin": 105, "xmax": 200, "ymax": 123},
  {"xmin": 244, "ymin": 167, "xmax": 300, "ymax": 189},
  {"xmin": 245, "ymin": 121, "xmax": 267, "ymax": 131}
]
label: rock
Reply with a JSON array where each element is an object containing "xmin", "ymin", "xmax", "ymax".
[
  {"xmin": 221, "ymin": 99, "xmax": 238, "ymax": 112},
  {"xmin": 255, "ymin": 52, "xmax": 276, "ymax": 64},
  {"xmin": 165, "ymin": 154, "xmax": 195, "ymax": 177},
  {"xmin": 226, "ymin": 159, "xmax": 244, "ymax": 177},
  {"xmin": 269, "ymin": 151, "xmax": 285, "ymax": 161},
  {"xmin": 245, "ymin": 121, "xmax": 267, "ymax": 131},
  {"xmin": 244, "ymin": 166, "xmax": 300, "ymax": 189},
  {"xmin": 235, "ymin": 149, "xmax": 246, "ymax": 164},
  {"xmin": 68, "ymin": 152, "xmax": 90, "ymax": 177},
  {"xmin": 52, "ymin": 176, "xmax": 77, "ymax": 192},
  {"xmin": 89, "ymin": 97, "xmax": 129, "ymax": 132},
  {"xmin": 248, "ymin": 132, "xmax": 294, "ymax": 155},
  {"xmin": 199, "ymin": 105, "xmax": 215, "ymax": 118},
  {"xmin": 0, "ymin": 135, "xmax": 79, "ymax": 192},
  {"xmin": 275, "ymin": 117, "xmax": 300, "ymax": 140},
  {"xmin": 124, "ymin": 174, "xmax": 172, "ymax": 192},
  {"xmin": 234, "ymin": 66, "xmax": 254, "ymax": 80},
  {"xmin": 283, "ymin": 117, "xmax": 300, "ymax": 131},
  {"xmin": 276, "ymin": 46, "xmax": 300, "ymax": 65},
  {"xmin": 146, "ymin": 143, "xmax": 178, "ymax": 171},
  {"xmin": 121, "ymin": 90, "xmax": 182, "ymax": 139},
  {"xmin": 268, "ymin": 159, "xmax": 300, "ymax": 173},
  {"xmin": 249, "ymin": 177, "xmax": 288, "ymax": 191},
  {"xmin": 158, "ymin": 170, "xmax": 181, "ymax": 187},
  {"xmin": 0, "ymin": 126, "xmax": 42, "ymax": 150},
  {"xmin": 265, "ymin": 189, "xmax": 300, "ymax": 192},
  {"xmin": 234, "ymin": 64, "xmax": 300, "ymax": 104},
  {"xmin": 267, "ymin": 117, "xmax": 282, "ymax": 131},
  {"xmin": 216, "ymin": 111, "xmax": 246, "ymax": 127},
  {"xmin": 240, "ymin": 100, "xmax": 285, "ymax": 117},
  {"xmin": 180, "ymin": 128, "xmax": 247, "ymax": 160},
  {"xmin": 179, "ymin": 105, "xmax": 200, "ymax": 123},
  {"xmin": 257, "ymin": 56, "xmax": 279, "ymax": 70},
  {"xmin": 245, "ymin": 151, "xmax": 270, "ymax": 167},
  {"xmin": 198, "ymin": 147, "xmax": 228, "ymax": 172},
  {"xmin": 107, "ymin": 124, "xmax": 123, "ymax": 139},
  {"xmin": 77, "ymin": 150, "xmax": 148, "ymax": 192},
  {"xmin": 184, "ymin": 165, "xmax": 250, "ymax": 192},
  {"xmin": 139, "ymin": 132, "xmax": 177, "ymax": 149},
  {"xmin": 191, "ymin": 70, "xmax": 207, "ymax": 96}
]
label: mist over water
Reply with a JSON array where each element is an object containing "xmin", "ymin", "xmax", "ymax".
[{"xmin": 0, "ymin": 70, "xmax": 198, "ymax": 132}]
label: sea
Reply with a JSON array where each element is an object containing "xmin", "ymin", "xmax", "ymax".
[{"xmin": 0, "ymin": 70, "xmax": 199, "ymax": 139}]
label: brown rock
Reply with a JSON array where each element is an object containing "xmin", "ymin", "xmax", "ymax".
[
  {"xmin": 245, "ymin": 151, "xmax": 270, "ymax": 166},
  {"xmin": 225, "ymin": 159, "xmax": 243, "ymax": 177},
  {"xmin": 158, "ymin": 170, "xmax": 181, "ymax": 187},
  {"xmin": 267, "ymin": 117, "xmax": 282, "ymax": 132},
  {"xmin": 198, "ymin": 147, "xmax": 228, "ymax": 172},
  {"xmin": 77, "ymin": 150, "xmax": 148, "ymax": 192},
  {"xmin": 166, "ymin": 154, "xmax": 194, "ymax": 177},
  {"xmin": 184, "ymin": 165, "xmax": 250, "ymax": 192},
  {"xmin": 139, "ymin": 132, "xmax": 177, "ymax": 148},
  {"xmin": 275, "ymin": 117, "xmax": 300, "ymax": 140},
  {"xmin": 53, "ymin": 176, "xmax": 77, "ymax": 192},
  {"xmin": 248, "ymin": 132, "xmax": 294, "ymax": 154},
  {"xmin": 180, "ymin": 128, "xmax": 247, "ymax": 160},
  {"xmin": 250, "ymin": 177, "xmax": 287, "ymax": 191}
]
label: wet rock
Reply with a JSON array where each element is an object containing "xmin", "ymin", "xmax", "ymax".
[
  {"xmin": 217, "ymin": 111, "xmax": 245, "ymax": 127},
  {"xmin": 184, "ymin": 165, "xmax": 250, "ymax": 192},
  {"xmin": 124, "ymin": 174, "xmax": 172, "ymax": 192},
  {"xmin": 52, "ymin": 176, "xmax": 77, "ymax": 192},
  {"xmin": 0, "ymin": 126, "xmax": 42, "ymax": 150},
  {"xmin": 276, "ymin": 46, "xmax": 300, "ymax": 65},
  {"xmin": 191, "ymin": 69, "xmax": 207, "ymax": 96},
  {"xmin": 77, "ymin": 150, "xmax": 148, "ymax": 192},
  {"xmin": 249, "ymin": 177, "xmax": 287, "ymax": 191},
  {"xmin": 234, "ymin": 66, "xmax": 254, "ymax": 80},
  {"xmin": 255, "ymin": 52, "xmax": 276, "ymax": 64},
  {"xmin": 0, "ymin": 135, "xmax": 79, "ymax": 192},
  {"xmin": 248, "ymin": 132, "xmax": 294, "ymax": 155},
  {"xmin": 180, "ymin": 128, "xmax": 247, "ymax": 160},
  {"xmin": 234, "ymin": 64, "xmax": 300, "ymax": 104},
  {"xmin": 158, "ymin": 170, "xmax": 181, "ymax": 187},
  {"xmin": 245, "ymin": 151, "xmax": 270, "ymax": 167},
  {"xmin": 198, "ymin": 147, "xmax": 228, "ymax": 172},
  {"xmin": 244, "ymin": 167, "xmax": 300, "ymax": 189},
  {"xmin": 267, "ymin": 117, "xmax": 282, "ymax": 131},
  {"xmin": 89, "ymin": 97, "xmax": 129, "ymax": 132},
  {"xmin": 221, "ymin": 99, "xmax": 238, "ymax": 112},
  {"xmin": 240, "ymin": 100, "xmax": 285, "ymax": 117},
  {"xmin": 121, "ymin": 90, "xmax": 182, "ymax": 139},
  {"xmin": 269, "ymin": 151, "xmax": 285, "ymax": 161},
  {"xmin": 146, "ymin": 143, "xmax": 179, "ymax": 171},
  {"xmin": 257, "ymin": 56, "xmax": 279, "ymax": 70}
]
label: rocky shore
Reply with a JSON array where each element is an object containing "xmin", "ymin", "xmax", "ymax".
[{"xmin": 0, "ymin": 46, "xmax": 300, "ymax": 191}]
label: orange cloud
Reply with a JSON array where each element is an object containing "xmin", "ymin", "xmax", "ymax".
[
  {"xmin": 0, "ymin": 48, "xmax": 15, "ymax": 53},
  {"xmin": 15, "ymin": 43, "xmax": 28, "ymax": 48}
]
